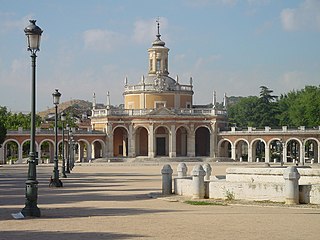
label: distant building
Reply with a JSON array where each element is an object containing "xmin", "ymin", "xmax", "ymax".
[{"xmin": 90, "ymin": 22, "xmax": 227, "ymax": 158}]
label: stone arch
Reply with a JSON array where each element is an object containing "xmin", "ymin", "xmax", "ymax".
[
  {"xmin": 3, "ymin": 139, "xmax": 20, "ymax": 164},
  {"xmin": 21, "ymin": 139, "xmax": 39, "ymax": 163},
  {"xmin": 77, "ymin": 139, "xmax": 90, "ymax": 162},
  {"xmin": 154, "ymin": 125, "xmax": 170, "ymax": 157},
  {"xmin": 235, "ymin": 138, "xmax": 249, "ymax": 161},
  {"xmin": 92, "ymin": 139, "xmax": 105, "ymax": 159},
  {"xmin": 134, "ymin": 126, "xmax": 149, "ymax": 156},
  {"xmin": 217, "ymin": 139, "xmax": 232, "ymax": 158},
  {"xmin": 39, "ymin": 139, "xmax": 55, "ymax": 163},
  {"xmin": 268, "ymin": 138, "xmax": 283, "ymax": 163},
  {"xmin": 176, "ymin": 125, "xmax": 189, "ymax": 157},
  {"xmin": 251, "ymin": 138, "xmax": 266, "ymax": 162},
  {"xmin": 113, "ymin": 126, "xmax": 129, "ymax": 157},
  {"xmin": 195, "ymin": 126, "xmax": 211, "ymax": 157},
  {"xmin": 286, "ymin": 138, "xmax": 301, "ymax": 163},
  {"xmin": 304, "ymin": 137, "xmax": 319, "ymax": 163}
]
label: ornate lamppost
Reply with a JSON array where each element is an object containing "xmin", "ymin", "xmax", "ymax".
[
  {"xmin": 61, "ymin": 112, "xmax": 67, "ymax": 178},
  {"xmin": 51, "ymin": 89, "xmax": 63, "ymax": 187},
  {"xmin": 21, "ymin": 20, "xmax": 42, "ymax": 217}
]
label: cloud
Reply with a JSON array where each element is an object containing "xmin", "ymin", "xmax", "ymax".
[
  {"xmin": 83, "ymin": 29, "xmax": 124, "ymax": 52},
  {"xmin": 280, "ymin": 0, "xmax": 320, "ymax": 32},
  {"xmin": 0, "ymin": 14, "xmax": 33, "ymax": 34},
  {"xmin": 280, "ymin": 71, "xmax": 305, "ymax": 90},
  {"xmin": 185, "ymin": 0, "xmax": 238, "ymax": 7},
  {"xmin": 132, "ymin": 18, "xmax": 168, "ymax": 44}
]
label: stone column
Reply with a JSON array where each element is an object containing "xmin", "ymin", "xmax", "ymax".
[
  {"xmin": 202, "ymin": 163, "xmax": 212, "ymax": 181},
  {"xmin": 148, "ymin": 124, "xmax": 155, "ymax": 158},
  {"xmin": 231, "ymin": 145, "xmax": 236, "ymax": 161},
  {"xmin": 300, "ymin": 141, "xmax": 304, "ymax": 166},
  {"xmin": 128, "ymin": 124, "xmax": 136, "ymax": 158},
  {"xmin": 283, "ymin": 166, "xmax": 300, "ymax": 204},
  {"xmin": 210, "ymin": 121, "xmax": 217, "ymax": 158},
  {"xmin": 187, "ymin": 124, "xmax": 195, "ymax": 157},
  {"xmin": 177, "ymin": 163, "xmax": 188, "ymax": 178},
  {"xmin": 169, "ymin": 125, "xmax": 176, "ymax": 158},
  {"xmin": 248, "ymin": 145, "xmax": 253, "ymax": 162},
  {"xmin": 18, "ymin": 144, "xmax": 23, "ymax": 163},
  {"xmin": 192, "ymin": 165, "xmax": 206, "ymax": 199},
  {"xmin": 317, "ymin": 144, "xmax": 320, "ymax": 164},
  {"xmin": 283, "ymin": 143, "xmax": 287, "ymax": 163},
  {"xmin": 161, "ymin": 164, "xmax": 173, "ymax": 195},
  {"xmin": 265, "ymin": 143, "xmax": 270, "ymax": 163}
]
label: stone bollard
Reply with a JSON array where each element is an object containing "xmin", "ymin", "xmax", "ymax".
[
  {"xmin": 192, "ymin": 165, "xmax": 206, "ymax": 199},
  {"xmin": 161, "ymin": 164, "xmax": 173, "ymax": 195},
  {"xmin": 202, "ymin": 163, "xmax": 212, "ymax": 181},
  {"xmin": 240, "ymin": 157, "xmax": 243, "ymax": 162},
  {"xmin": 273, "ymin": 158, "xmax": 277, "ymax": 163},
  {"xmin": 283, "ymin": 166, "xmax": 300, "ymax": 204},
  {"xmin": 256, "ymin": 157, "xmax": 259, "ymax": 162},
  {"xmin": 311, "ymin": 158, "xmax": 314, "ymax": 164},
  {"xmin": 177, "ymin": 163, "xmax": 188, "ymax": 178}
]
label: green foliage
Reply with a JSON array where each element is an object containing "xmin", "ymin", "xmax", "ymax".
[
  {"xmin": 225, "ymin": 189, "xmax": 235, "ymax": 201},
  {"xmin": 228, "ymin": 85, "xmax": 320, "ymax": 128}
]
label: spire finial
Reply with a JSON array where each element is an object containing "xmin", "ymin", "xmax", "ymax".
[{"xmin": 156, "ymin": 17, "xmax": 161, "ymax": 39}]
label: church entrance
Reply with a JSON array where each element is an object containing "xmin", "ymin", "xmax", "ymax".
[
  {"xmin": 155, "ymin": 126, "xmax": 169, "ymax": 157},
  {"xmin": 195, "ymin": 127, "xmax": 210, "ymax": 156},
  {"xmin": 156, "ymin": 137, "xmax": 166, "ymax": 156}
]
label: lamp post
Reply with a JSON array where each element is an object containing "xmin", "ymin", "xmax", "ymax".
[
  {"xmin": 61, "ymin": 112, "xmax": 67, "ymax": 178},
  {"xmin": 51, "ymin": 89, "xmax": 63, "ymax": 187},
  {"xmin": 21, "ymin": 20, "xmax": 42, "ymax": 217},
  {"xmin": 65, "ymin": 124, "xmax": 70, "ymax": 173}
]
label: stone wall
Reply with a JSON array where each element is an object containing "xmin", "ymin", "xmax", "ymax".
[{"xmin": 165, "ymin": 163, "xmax": 320, "ymax": 205}]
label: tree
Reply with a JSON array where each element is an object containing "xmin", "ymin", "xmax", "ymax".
[
  {"xmin": 228, "ymin": 96, "xmax": 260, "ymax": 127},
  {"xmin": 0, "ymin": 106, "xmax": 8, "ymax": 147},
  {"xmin": 277, "ymin": 86, "xmax": 320, "ymax": 127},
  {"xmin": 0, "ymin": 121, "xmax": 6, "ymax": 148},
  {"xmin": 255, "ymin": 86, "xmax": 279, "ymax": 127}
]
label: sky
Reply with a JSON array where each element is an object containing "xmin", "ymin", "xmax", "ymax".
[{"xmin": 0, "ymin": 0, "xmax": 319, "ymax": 113}]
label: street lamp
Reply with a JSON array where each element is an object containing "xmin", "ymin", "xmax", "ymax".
[
  {"xmin": 21, "ymin": 20, "xmax": 42, "ymax": 217},
  {"xmin": 61, "ymin": 112, "xmax": 67, "ymax": 178},
  {"xmin": 51, "ymin": 89, "xmax": 63, "ymax": 187}
]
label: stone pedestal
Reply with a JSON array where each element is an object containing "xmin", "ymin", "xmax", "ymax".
[
  {"xmin": 161, "ymin": 164, "xmax": 173, "ymax": 195},
  {"xmin": 202, "ymin": 163, "xmax": 212, "ymax": 181},
  {"xmin": 192, "ymin": 165, "xmax": 206, "ymax": 199},
  {"xmin": 283, "ymin": 166, "xmax": 300, "ymax": 204},
  {"xmin": 177, "ymin": 163, "xmax": 188, "ymax": 178}
]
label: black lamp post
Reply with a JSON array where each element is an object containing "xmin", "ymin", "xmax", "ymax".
[
  {"xmin": 51, "ymin": 89, "xmax": 63, "ymax": 187},
  {"xmin": 21, "ymin": 20, "xmax": 42, "ymax": 217},
  {"xmin": 61, "ymin": 112, "xmax": 67, "ymax": 178}
]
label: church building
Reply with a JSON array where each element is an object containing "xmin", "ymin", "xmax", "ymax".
[{"xmin": 90, "ymin": 22, "xmax": 228, "ymax": 159}]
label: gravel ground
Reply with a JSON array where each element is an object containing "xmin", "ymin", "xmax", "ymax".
[{"xmin": 1, "ymin": 162, "xmax": 320, "ymax": 240}]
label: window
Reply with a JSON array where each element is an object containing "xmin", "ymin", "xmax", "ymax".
[
  {"xmin": 149, "ymin": 59, "xmax": 153, "ymax": 71},
  {"xmin": 156, "ymin": 59, "xmax": 161, "ymax": 71}
]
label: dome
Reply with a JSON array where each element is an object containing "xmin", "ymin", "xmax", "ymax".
[
  {"xmin": 144, "ymin": 74, "xmax": 177, "ymax": 91},
  {"xmin": 152, "ymin": 35, "xmax": 165, "ymax": 47}
]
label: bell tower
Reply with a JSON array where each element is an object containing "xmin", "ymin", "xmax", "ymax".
[{"xmin": 148, "ymin": 20, "xmax": 169, "ymax": 76}]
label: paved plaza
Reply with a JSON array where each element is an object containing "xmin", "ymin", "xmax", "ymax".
[{"xmin": 1, "ymin": 162, "xmax": 320, "ymax": 240}]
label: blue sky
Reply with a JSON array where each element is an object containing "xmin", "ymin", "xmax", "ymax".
[{"xmin": 1, "ymin": 0, "xmax": 319, "ymax": 112}]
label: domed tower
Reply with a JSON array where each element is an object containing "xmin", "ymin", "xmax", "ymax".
[{"xmin": 124, "ymin": 21, "xmax": 193, "ymax": 110}]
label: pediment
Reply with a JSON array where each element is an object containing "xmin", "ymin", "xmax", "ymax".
[{"xmin": 148, "ymin": 107, "xmax": 176, "ymax": 116}]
